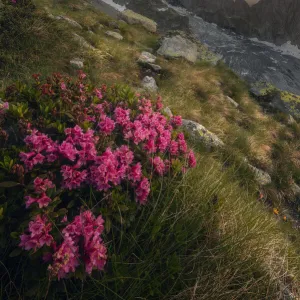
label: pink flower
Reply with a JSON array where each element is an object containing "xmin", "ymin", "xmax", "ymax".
[
  {"xmin": 90, "ymin": 148, "xmax": 122, "ymax": 191},
  {"xmin": 59, "ymin": 141, "xmax": 78, "ymax": 161},
  {"xmin": 48, "ymin": 237, "xmax": 80, "ymax": 280},
  {"xmin": 94, "ymin": 88, "xmax": 103, "ymax": 99},
  {"xmin": 25, "ymin": 193, "xmax": 52, "ymax": 208},
  {"xmin": 37, "ymin": 193, "xmax": 52, "ymax": 208},
  {"xmin": 49, "ymin": 211, "xmax": 107, "ymax": 279},
  {"xmin": 60, "ymin": 82, "xmax": 67, "ymax": 90},
  {"xmin": 156, "ymin": 96, "xmax": 163, "ymax": 111},
  {"xmin": 144, "ymin": 138, "xmax": 157, "ymax": 154},
  {"xmin": 171, "ymin": 116, "xmax": 182, "ymax": 127},
  {"xmin": 169, "ymin": 140, "xmax": 179, "ymax": 156},
  {"xmin": 33, "ymin": 177, "xmax": 54, "ymax": 193},
  {"xmin": 152, "ymin": 156, "xmax": 165, "ymax": 176},
  {"xmin": 128, "ymin": 163, "xmax": 142, "ymax": 182},
  {"xmin": 187, "ymin": 150, "xmax": 197, "ymax": 168},
  {"xmin": 157, "ymin": 130, "xmax": 171, "ymax": 153},
  {"xmin": 19, "ymin": 215, "xmax": 53, "ymax": 251},
  {"xmin": 177, "ymin": 133, "xmax": 188, "ymax": 153},
  {"xmin": 61, "ymin": 215, "xmax": 68, "ymax": 223},
  {"xmin": 98, "ymin": 116, "xmax": 115, "ymax": 135},
  {"xmin": 114, "ymin": 107, "xmax": 131, "ymax": 126},
  {"xmin": 78, "ymin": 70, "xmax": 87, "ymax": 80},
  {"xmin": 61, "ymin": 165, "xmax": 87, "ymax": 190},
  {"xmin": 32, "ymin": 153, "xmax": 45, "ymax": 165},
  {"xmin": 135, "ymin": 177, "xmax": 150, "ymax": 204},
  {"xmin": 115, "ymin": 145, "xmax": 134, "ymax": 166}
]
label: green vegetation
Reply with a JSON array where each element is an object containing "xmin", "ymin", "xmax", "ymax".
[{"xmin": 1, "ymin": 0, "xmax": 300, "ymax": 298}]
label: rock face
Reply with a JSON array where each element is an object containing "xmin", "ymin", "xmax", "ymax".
[
  {"xmin": 182, "ymin": 119, "xmax": 224, "ymax": 148},
  {"xmin": 250, "ymin": 84, "xmax": 300, "ymax": 118},
  {"xmin": 119, "ymin": 9, "xmax": 157, "ymax": 32},
  {"xmin": 167, "ymin": 0, "xmax": 300, "ymax": 48},
  {"xmin": 157, "ymin": 35, "xmax": 198, "ymax": 63}
]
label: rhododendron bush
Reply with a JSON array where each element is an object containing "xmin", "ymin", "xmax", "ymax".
[{"xmin": 0, "ymin": 72, "xmax": 196, "ymax": 281}]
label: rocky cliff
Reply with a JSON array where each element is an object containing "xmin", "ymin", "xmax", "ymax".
[{"xmin": 168, "ymin": 0, "xmax": 300, "ymax": 47}]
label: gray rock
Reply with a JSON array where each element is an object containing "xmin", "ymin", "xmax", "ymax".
[
  {"xmin": 119, "ymin": 10, "xmax": 157, "ymax": 33},
  {"xmin": 182, "ymin": 119, "xmax": 224, "ymax": 148},
  {"xmin": 163, "ymin": 107, "xmax": 173, "ymax": 117},
  {"xmin": 105, "ymin": 31, "xmax": 124, "ymax": 40},
  {"xmin": 138, "ymin": 52, "xmax": 157, "ymax": 64},
  {"xmin": 157, "ymin": 35, "xmax": 198, "ymax": 63},
  {"xmin": 248, "ymin": 164, "xmax": 272, "ymax": 186},
  {"xmin": 141, "ymin": 76, "xmax": 158, "ymax": 92},
  {"xmin": 148, "ymin": 63, "xmax": 162, "ymax": 72},
  {"xmin": 70, "ymin": 59, "xmax": 84, "ymax": 69},
  {"xmin": 57, "ymin": 16, "xmax": 83, "ymax": 29},
  {"xmin": 73, "ymin": 33, "xmax": 95, "ymax": 50},
  {"xmin": 225, "ymin": 96, "xmax": 239, "ymax": 108}
]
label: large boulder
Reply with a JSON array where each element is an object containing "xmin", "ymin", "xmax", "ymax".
[
  {"xmin": 157, "ymin": 35, "xmax": 198, "ymax": 63},
  {"xmin": 182, "ymin": 119, "xmax": 224, "ymax": 148},
  {"xmin": 119, "ymin": 10, "xmax": 157, "ymax": 33}
]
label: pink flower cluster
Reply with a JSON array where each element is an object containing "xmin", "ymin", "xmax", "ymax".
[
  {"xmin": 20, "ymin": 95, "xmax": 196, "ymax": 203},
  {"xmin": 48, "ymin": 211, "xmax": 107, "ymax": 279},
  {"xmin": 25, "ymin": 177, "xmax": 54, "ymax": 208},
  {"xmin": 18, "ymin": 76, "xmax": 197, "ymax": 280},
  {"xmin": 19, "ymin": 215, "xmax": 53, "ymax": 251},
  {"xmin": 19, "ymin": 211, "xmax": 107, "ymax": 280},
  {"xmin": 20, "ymin": 130, "xmax": 58, "ymax": 170}
]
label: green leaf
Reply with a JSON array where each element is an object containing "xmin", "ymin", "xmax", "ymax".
[
  {"xmin": 10, "ymin": 232, "xmax": 19, "ymax": 239},
  {"xmin": 67, "ymin": 199, "xmax": 76, "ymax": 209},
  {"xmin": 0, "ymin": 181, "xmax": 20, "ymax": 188},
  {"xmin": 57, "ymin": 208, "xmax": 68, "ymax": 216},
  {"xmin": 9, "ymin": 248, "xmax": 22, "ymax": 257},
  {"xmin": 105, "ymin": 217, "xmax": 112, "ymax": 233}
]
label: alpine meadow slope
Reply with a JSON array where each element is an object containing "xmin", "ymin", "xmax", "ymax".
[{"xmin": 1, "ymin": 0, "xmax": 300, "ymax": 299}]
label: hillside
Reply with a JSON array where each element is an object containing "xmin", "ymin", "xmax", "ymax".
[{"xmin": 1, "ymin": 0, "xmax": 300, "ymax": 299}]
